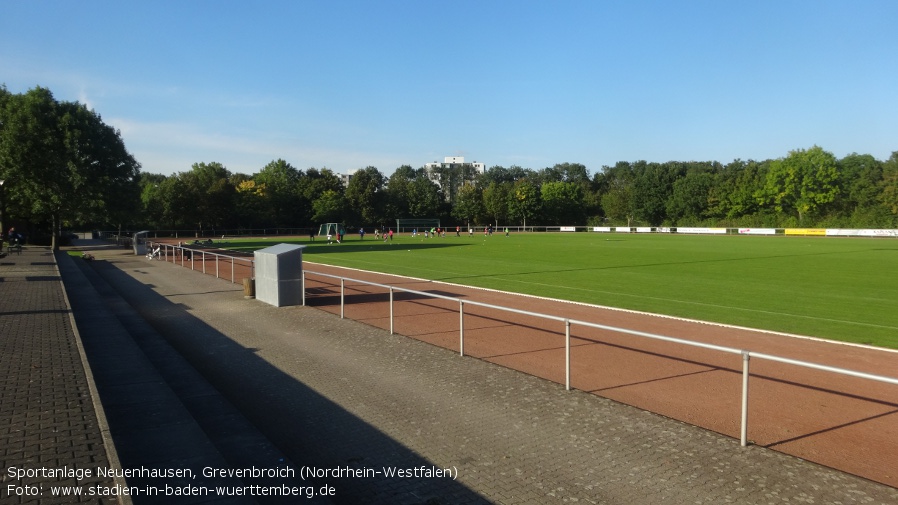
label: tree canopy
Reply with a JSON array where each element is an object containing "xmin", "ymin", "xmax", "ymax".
[
  {"xmin": 4, "ymin": 87, "xmax": 897, "ymax": 237},
  {"xmin": 0, "ymin": 86, "xmax": 140, "ymax": 248},
  {"xmin": 758, "ymin": 146, "xmax": 840, "ymax": 223},
  {"xmin": 91, "ymin": 149, "xmax": 898, "ymax": 232}
]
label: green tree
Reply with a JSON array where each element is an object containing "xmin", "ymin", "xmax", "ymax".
[
  {"xmin": 255, "ymin": 159, "xmax": 303, "ymax": 226},
  {"xmin": 406, "ymin": 176, "xmax": 442, "ymax": 218},
  {"xmin": 540, "ymin": 181, "xmax": 582, "ymax": 225},
  {"xmin": 1, "ymin": 87, "xmax": 74, "ymax": 243},
  {"xmin": 184, "ymin": 162, "xmax": 234, "ymax": 231},
  {"xmin": 595, "ymin": 162, "xmax": 635, "ymax": 226},
  {"xmin": 0, "ymin": 87, "xmax": 15, "ymax": 236},
  {"xmin": 482, "ymin": 181, "xmax": 511, "ymax": 226},
  {"xmin": 299, "ymin": 168, "xmax": 343, "ymax": 201},
  {"xmin": 0, "ymin": 87, "xmax": 140, "ymax": 248},
  {"xmin": 157, "ymin": 174, "xmax": 194, "ymax": 229},
  {"xmin": 139, "ymin": 172, "xmax": 167, "ymax": 229},
  {"xmin": 666, "ymin": 171, "xmax": 713, "ymax": 225},
  {"xmin": 233, "ymin": 178, "xmax": 267, "ymax": 229},
  {"xmin": 836, "ymin": 153, "xmax": 886, "ymax": 225},
  {"xmin": 839, "ymin": 153, "xmax": 882, "ymax": 210},
  {"xmin": 451, "ymin": 183, "xmax": 484, "ymax": 226},
  {"xmin": 385, "ymin": 165, "xmax": 418, "ymax": 218},
  {"xmin": 311, "ymin": 189, "xmax": 345, "ymax": 223},
  {"xmin": 478, "ymin": 166, "xmax": 512, "ymax": 186},
  {"xmin": 706, "ymin": 159, "xmax": 767, "ymax": 222},
  {"xmin": 632, "ymin": 161, "xmax": 683, "ymax": 225},
  {"xmin": 601, "ymin": 187, "xmax": 633, "ymax": 226},
  {"xmin": 478, "ymin": 165, "xmax": 532, "ymax": 187},
  {"xmin": 541, "ymin": 162, "xmax": 590, "ymax": 184},
  {"xmin": 880, "ymin": 152, "xmax": 898, "ymax": 223},
  {"xmin": 345, "ymin": 166, "xmax": 385, "ymax": 225},
  {"xmin": 758, "ymin": 146, "xmax": 840, "ymax": 223},
  {"xmin": 298, "ymin": 168, "xmax": 343, "ymax": 225},
  {"xmin": 509, "ymin": 179, "xmax": 541, "ymax": 227}
]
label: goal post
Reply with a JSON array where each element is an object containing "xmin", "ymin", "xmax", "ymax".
[
  {"xmin": 317, "ymin": 223, "xmax": 345, "ymax": 237},
  {"xmin": 395, "ymin": 218, "xmax": 440, "ymax": 233}
]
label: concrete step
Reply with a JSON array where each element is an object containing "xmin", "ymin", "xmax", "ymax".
[{"xmin": 58, "ymin": 252, "xmax": 326, "ymax": 504}]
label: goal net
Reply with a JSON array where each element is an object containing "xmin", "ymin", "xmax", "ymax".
[{"xmin": 317, "ymin": 223, "xmax": 345, "ymax": 237}]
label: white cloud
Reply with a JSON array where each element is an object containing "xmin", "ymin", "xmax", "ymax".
[
  {"xmin": 78, "ymin": 88, "xmax": 95, "ymax": 111},
  {"xmin": 109, "ymin": 117, "xmax": 408, "ymax": 176}
]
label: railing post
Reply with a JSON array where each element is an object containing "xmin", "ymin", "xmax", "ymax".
[
  {"xmin": 215, "ymin": 254, "xmax": 219, "ymax": 279},
  {"xmin": 741, "ymin": 351, "xmax": 750, "ymax": 446},
  {"xmin": 231, "ymin": 257, "xmax": 235, "ymax": 284},
  {"xmin": 340, "ymin": 278, "xmax": 345, "ymax": 319},
  {"xmin": 202, "ymin": 251, "xmax": 206, "ymax": 274},
  {"xmin": 459, "ymin": 300, "xmax": 465, "ymax": 356},
  {"xmin": 565, "ymin": 319, "xmax": 571, "ymax": 391},
  {"xmin": 389, "ymin": 286, "xmax": 394, "ymax": 334},
  {"xmin": 301, "ymin": 271, "xmax": 306, "ymax": 306}
]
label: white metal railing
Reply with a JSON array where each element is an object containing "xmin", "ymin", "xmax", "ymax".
[
  {"xmin": 149, "ymin": 242, "xmax": 254, "ymax": 283},
  {"xmin": 152, "ymin": 248, "xmax": 898, "ymax": 448},
  {"xmin": 302, "ymin": 269, "xmax": 898, "ymax": 448}
]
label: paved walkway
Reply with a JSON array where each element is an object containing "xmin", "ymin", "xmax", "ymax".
[
  {"xmin": 0, "ymin": 246, "xmax": 119, "ymax": 504},
  {"xmin": 59, "ymin": 243, "xmax": 898, "ymax": 504}
]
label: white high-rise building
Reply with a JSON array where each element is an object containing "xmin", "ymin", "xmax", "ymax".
[
  {"xmin": 424, "ymin": 157, "xmax": 486, "ymax": 175},
  {"xmin": 340, "ymin": 168, "xmax": 357, "ymax": 187},
  {"xmin": 424, "ymin": 157, "xmax": 485, "ymax": 201}
]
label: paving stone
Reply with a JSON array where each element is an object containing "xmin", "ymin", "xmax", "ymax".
[{"xmin": 0, "ymin": 247, "xmax": 117, "ymax": 505}]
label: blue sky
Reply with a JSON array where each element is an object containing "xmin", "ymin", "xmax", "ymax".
[{"xmin": 2, "ymin": 1, "xmax": 896, "ymax": 177}]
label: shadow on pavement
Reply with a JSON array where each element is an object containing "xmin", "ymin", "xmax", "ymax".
[{"xmin": 83, "ymin": 257, "xmax": 488, "ymax": 505}]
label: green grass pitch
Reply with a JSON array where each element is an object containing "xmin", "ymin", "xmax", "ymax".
[{"xmin": 224, "ymin": 232, "xmax": 898, "ymax": 349}]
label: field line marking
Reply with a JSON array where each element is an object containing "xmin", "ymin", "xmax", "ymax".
[
  {"xmin": 304, "ymin": 260, "xmax": 898, "ymax": 355},
  {"xmin": 495, "ymin": 277, "xmax": 898, "ymax": 331},
  {"xmin": 309, "ymin": 257, "xmax": 898, "ymax": 333}
]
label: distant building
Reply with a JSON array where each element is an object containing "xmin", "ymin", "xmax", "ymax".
[
  {"xmin": 423, "ymin": 157, "xmax": 485, "ymax": 201},
  {"xmin": 424, "ymin": 156, "xmax": 486, "ymax": 175},
  {"xmin": 340, "ymin": 169, "xmax": 357, "ymax": 187}
]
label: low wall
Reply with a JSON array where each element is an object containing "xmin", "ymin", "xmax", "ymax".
[{"xmin": 587, "ymin": 227, "xmax": 898, "ymax": 237}]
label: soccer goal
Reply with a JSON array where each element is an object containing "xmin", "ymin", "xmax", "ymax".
[
  {"xmin": 395, "ymin": 218, "xmax": 440, "ymax": 234},
  {"xmin": 317, "ymin": 223, "xmax": 345, "ymax": 237}
]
